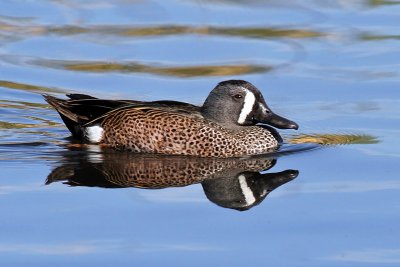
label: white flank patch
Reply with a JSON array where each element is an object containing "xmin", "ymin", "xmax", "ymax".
[
  {"xmin": 85, "ymin": 124, "xmax": 104, "ymax": 143},
  {"xmin": 237, "ymin": 88, "xmax": 256, "ymax": 124},
  {"xmin": 238, "ymin": 175, "xmax": 256, "ymax": 205}
]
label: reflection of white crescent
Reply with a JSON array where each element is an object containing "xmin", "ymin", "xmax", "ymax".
[{"xmin": 238, "ymin": 175, "xmax": 256, "ymax": 205}]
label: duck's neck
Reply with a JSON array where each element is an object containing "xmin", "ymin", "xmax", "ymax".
[
  {"xmin": 201, "ymin": 95, "xmax": 244, "ymax": 132},
  {"xmin": 201, "ymin": 106, "xmax": 244, "ymax": 132}
]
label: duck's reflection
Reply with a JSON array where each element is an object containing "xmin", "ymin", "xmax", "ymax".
[{"xmin": 46, "ymin": 147, "xmax": 299, "ymax": 211}]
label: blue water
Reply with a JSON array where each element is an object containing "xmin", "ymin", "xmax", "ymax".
[{"xmin": 1, "ymin": 0, "xmax": 400, "ymax": 266}]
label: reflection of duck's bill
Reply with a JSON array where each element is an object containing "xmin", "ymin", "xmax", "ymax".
[
  {"xmin": 202, "ymin": 169, "xmax": 299, "ymax": 211},
  {"xmin": 261, "ymin": 169, "xmax": 299, "ymax": 185}
]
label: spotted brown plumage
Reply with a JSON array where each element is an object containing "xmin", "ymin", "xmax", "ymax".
[
  {"xmin": 98, "ymin": 106, "xmax": 278, "ymax": 157},
  {"xmin": 44, "ymin": 80, "xmax": 299, "ymax": 157}
]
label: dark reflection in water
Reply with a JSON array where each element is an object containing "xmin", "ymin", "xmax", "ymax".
[{"xmin": 46, "ymin": 148, "xmax": 298, "ymax": 211}]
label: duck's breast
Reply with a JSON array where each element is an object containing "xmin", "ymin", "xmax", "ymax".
[{"xmin": 100, "ymin": 108, "xmax": 278, "ymax": 157}]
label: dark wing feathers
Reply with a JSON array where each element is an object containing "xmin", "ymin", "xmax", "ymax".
[
  {"xmin": 84, "ymin": 102, "xmax": 203, "ymax": 126},
  {"xmin": 44, "ymin": 93, "xmax": 202, "ymax": 139},
  {"xmin": 66, "ymin": 93, "xmax": 98, "ymax": 100}
]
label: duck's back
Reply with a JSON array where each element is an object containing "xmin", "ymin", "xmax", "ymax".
[{"xmin": 96, "ymin": 107, "xmax": 278, "ymax": 157}]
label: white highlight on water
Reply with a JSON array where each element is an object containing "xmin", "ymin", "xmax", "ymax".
[
  {"xmin": 85, "ymin": 124, "xmax": 104, "ymax": 143},
  {"xmin": 238, "ymin": 175, "xmax": 256, "ymax": 205},
  {"xmin": 86, "ymin": 144, "xmax": 104, "ymax": 163},
  {"xmin": 237, "ymin": 88, "xmax": 256, "ymax": 124}
]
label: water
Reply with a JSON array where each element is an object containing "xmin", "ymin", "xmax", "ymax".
[{"xmin": 1, "ymin": 0, "xmax": 400, "ymax": 266}]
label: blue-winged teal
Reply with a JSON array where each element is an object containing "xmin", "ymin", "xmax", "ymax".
[{"xmin": 44, "ymin": 80, "xmax": 298, "ymax": 157}]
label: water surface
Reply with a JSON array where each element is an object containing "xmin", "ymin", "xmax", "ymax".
[{"xmin": 1, "ymin": 0, "xmax": 400, "ymax": 266}]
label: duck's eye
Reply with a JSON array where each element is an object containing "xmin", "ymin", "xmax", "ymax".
[{"xmin": 234, "ymin": 94, "xmax": 243, "ymax": 100}]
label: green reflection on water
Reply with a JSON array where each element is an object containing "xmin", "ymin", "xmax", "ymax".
[
  {"xmin": 0, "ymin": 98, "xmax": 62, "ymax": 130},
  {"xmin": 0, "ymin": 20, "xmax": 322, "ymax": 77},
  {"xmin": 210, "ymin": 27, "xmax": 322, "ymax": 39},
  {"xmin": 0, "ymin": 20, "xmax": 324, "ymax": 40},
  {"xmin": 368, "ymin": 0, "xmax": 400, "ymax": 6},
  {"xmin": 0, "ymin": 121, "xmax": 40, "ymax": 129},
  {"xmin": 288, "ymin": 134, "xmax": 379, "ymax": 146},
  {"xmin": 31, "ymin": 58, "xmax": 272, "ymax": 77},
  {"xmin": 0, "ymin": 100, "xmax": 49, "ymax": 110},
  {"xmin": 0, "ymin": 80, "xmax": 64, "ymax": 93},
  {"xmin": 360, "ymin": 33, "xmax": 400, "ymax": 41},
  {"xmin": 0, "ymin": 116, "xmax": 61, "ymax": 129}
]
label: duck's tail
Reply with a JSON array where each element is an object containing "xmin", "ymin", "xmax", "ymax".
[
  {"xmin": 44, "ymin": 94, "xmax": 87, "ymax": 139},
  {"xmin": 43, "ymin": 94, "xmax": 134, "ymax": 140}
]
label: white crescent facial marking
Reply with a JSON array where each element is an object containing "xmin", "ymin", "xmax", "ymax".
[
  {"xmin": 238, "ymin": 175, "xmax": 256, "ymax": 205},
  {"xmin": 85, "ymin": 124, "xmax": 104, "ymax": 143},
  {"xmin": 237, "ymin": 88, "xmax": 256, "ymax": 124}
]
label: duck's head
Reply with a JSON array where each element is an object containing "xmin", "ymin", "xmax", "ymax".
[{"xmin": 201, "ymin": 80, "xmax": 299, "ymax": 131}]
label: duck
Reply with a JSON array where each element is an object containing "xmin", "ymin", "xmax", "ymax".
[{"xmin": 44, "ymin": 80, "xmax": 298, "ymax": 157}]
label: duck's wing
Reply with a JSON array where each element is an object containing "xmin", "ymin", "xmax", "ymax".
[
  {"xmin": 44, "ymin": 94, "xmax": 201, "ymax": 138},
  {"xmin": 85, "ymin": 102, "xmax": 204, "ymax": 127},
  {"xmin": 44, "ymin": 94, "xmax": 134, "ymax": 122}
]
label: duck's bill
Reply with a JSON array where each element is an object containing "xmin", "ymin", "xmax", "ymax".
[
  {"xmin": 254, "ymin": 108, "xmax": 299, "ymax": 130},
  {"xmin": 265, "ymin": 112, "xmax": 299, "ymax": 130}
]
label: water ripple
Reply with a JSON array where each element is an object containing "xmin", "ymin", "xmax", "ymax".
[
  {"xmin": 0, "ymin": 22, "xmax": 324, "ymax": 40},
  {"xmin": 288, "ymin": 133, "xmax": 379, "ymax": 146},
  {"xmin": 2, "ymin": 55, "xmax": 273, "ymax": 77}
]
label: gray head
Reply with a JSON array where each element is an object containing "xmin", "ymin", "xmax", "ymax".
[{"xmin": 201, "ymin": 80, "xmax": 299, "ymax": 130}]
